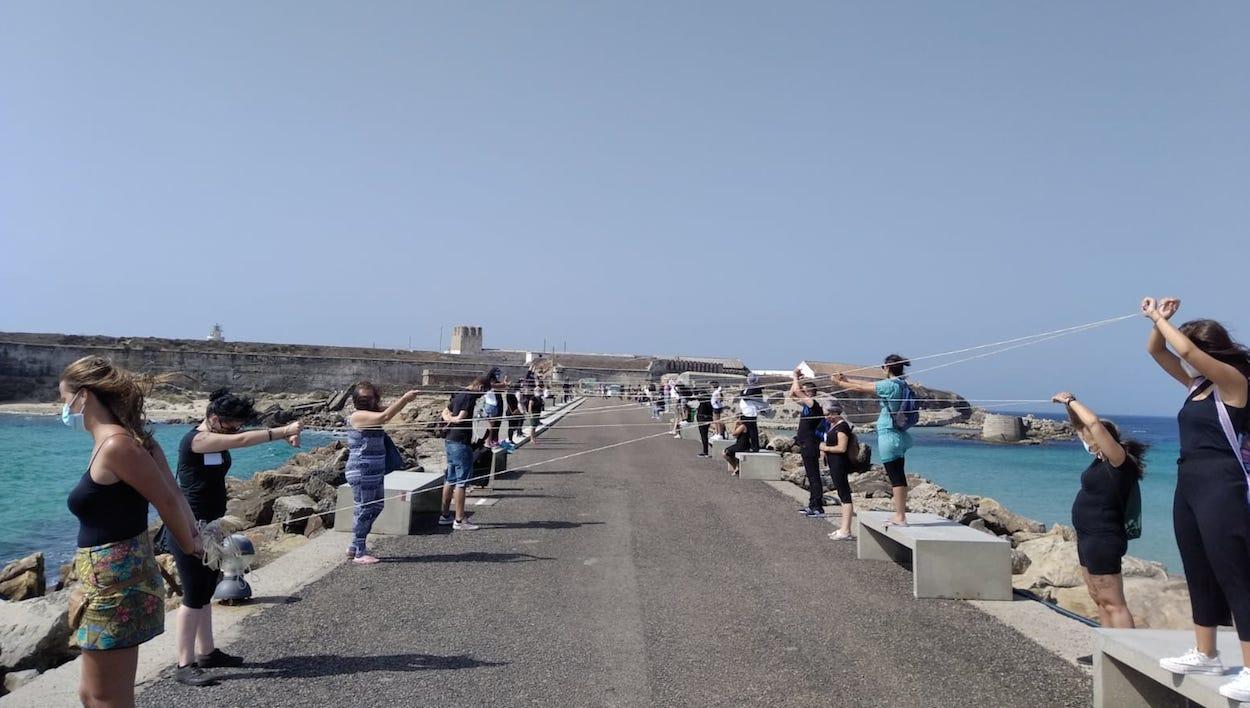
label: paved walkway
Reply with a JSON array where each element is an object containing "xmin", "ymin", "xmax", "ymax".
[{"xmin": 136, "ymin": 399, "xmax": 1090, "ymax": 707}]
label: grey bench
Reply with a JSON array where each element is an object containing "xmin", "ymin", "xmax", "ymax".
[
  {"xmin": 1096, "ymin": 628, "xmax": 1246, "ymax": 708},
  {"xmin": 737, "ymin": 452, "xmax": 782, "ymax": 480},
  {"xmin": 855, "ymin": 510, "xmax": 1011, "ymax": 600},
  {"xmin": 333, "ymin": 470, "xmax": 446, "ymax": 535},
  {"xmin": 677, "ymin": 422, "xmax": 703, "ymax": 441}
]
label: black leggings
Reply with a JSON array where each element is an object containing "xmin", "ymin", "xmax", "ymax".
[
  {"xmin": 884, "ymin": 457, "xmax": 907, "ymax": 488},
  {"xmin": 697, "ymin": 418, "xmax": 712, "ymax": 454},
  {"xmin": 172, "ymin": 535, "xmax": 221, "ymax": 609},
  {"xmin": 742, "ymin": 417, "xmax": 760, "ymax": 453},
  {"xmin": 1174, "ymin": 456, "xmax": 1250, "ymax": 640},
  {"xmin": 827, "ymin": 457, "xmax": 852, "ymax": 504},
  {"xmin": 801, "ymin": 448, "xmax": 823, "ymax": 511}
]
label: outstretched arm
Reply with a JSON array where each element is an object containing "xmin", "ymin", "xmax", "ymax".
[
  {"xmin": 833, "ymin": 373, "xmax": 876, "ymax": 394},
  {"xmin": 354, "ymin": 390, "xmax": 421, "ymax": 428},
  {"xmin": 1052, "ymin": 392, "xmax": 1126, "ymax": 467},
  {"xmin": 193, "ymin": 421, "xmax": 300, "ymax": 453}
]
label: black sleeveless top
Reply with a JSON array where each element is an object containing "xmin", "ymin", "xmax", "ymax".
[
  {"xmin": 1071, "ymin": 457, "xmax": 1140, "ymax": 536},
  {"xmin": 176, "ymin": 428, "xmax": 232, "ymax": 521},
  {"xmin": 824, "ymin": 420, "xmax": 853, "ymax": 472},
  {"xmin": 66, "ymin": 438, "xmax": 150, "ymax": 547},
  {"xmin": 1179, "ymin": 380, "xmax": 1249, "ymax": 462}
]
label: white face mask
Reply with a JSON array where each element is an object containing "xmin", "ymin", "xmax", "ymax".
[
  {"xmin": 61, "ymin": 391, "xmax": 85, "ymax": 432},
  {"xmin": 1080, "ymin": 438, "xmax": 1093, "ymax": 454}
]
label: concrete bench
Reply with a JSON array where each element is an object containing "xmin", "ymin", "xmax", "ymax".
[
  {"xmin": 737, "ymin": 452, "xmax": 782, "ymax": 480},
  {"xmin": 855, "ymin": 510, "xmax": 1011, "ymax": 601},
  {"xmin": 473, "ymin": 448, "xmax": 508, "ymax": 487},
  {"xmin": 710, "ymin": 438, "xmax": 737, "ymax": 456},
  {"xmin": 677, "ymin": 422, "xmax": 704, "ymax": 441},
  {"xmin": 1095, "ymin": 628, "xmax": 1245, "ymax": 708},
  {"xmin": 333, "ymin": 470, "xmax": 445, "ymax": 535}
]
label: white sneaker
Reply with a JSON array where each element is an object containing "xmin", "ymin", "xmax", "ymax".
[
  {"xmin": 1159, "ymin": 648, "xmax": 1224, "ymax": 675},
  {"xmin": 1220, "ymin": 669, "xmax": 1250, "ymax": 701},
  {"xmin": 828, "ymin": 530, "xmax": 854, "ymax": 541},
  {"xmin": 452, "ymin": 519, "xmax": 479, "ymax": 531}
]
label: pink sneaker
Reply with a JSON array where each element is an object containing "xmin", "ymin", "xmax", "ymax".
[{"xmin": 352, "ymin": 555, "xmax": 381, "ymax": 565}]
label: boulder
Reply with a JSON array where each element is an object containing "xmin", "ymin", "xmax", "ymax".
[
  {"xmin": 272, "ymin": 495, "xmax": 316, "ymax": 535},
  {"xmin": 976, "ymin": 498, "xmax": 1045, "ymax": 536},
  {"xmin": 768, "ymin": 437, "xmax": 796, "ymax": 454},
  {"xmin": 0, "ymin": 589, "xmax": 74, "ymax": 672},
  {"xmin": 304, "ymin": 513, "xmax": 326, "ymax": 538},
  {"xmin": 1126, "ymin": 576, "xmax": 1193, "ymax": 630},
  {"xmin": 225, "ymin": 487, "xmax": 277, "ymax": 528},
  {"xmin": 0, "ymin": 553, "xmax": 45, "ymax": 602},
  {"xmin": 253, "ymin": 471, "xmax": 308, "ymax": 491},
  {"xmin": 4, "ymin": 668, "xmax": 40, "ymax": 693},
  {"xmin": 1011, "ymin": 549, "xmax": 1032, "ymax": 575},
  {"xmin": 1052, "ymin": 585, "xmax": 1099, "ymax": 620},
  {"xmin": 303, "ymin": 477, "xmax": 336, "ymax": 502},
  {"xmin": 1012, "ymin": 535, "xmax": 1082, "ymax": 589}
]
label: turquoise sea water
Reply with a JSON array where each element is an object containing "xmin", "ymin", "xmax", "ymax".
[
  {"xmin": 0, "ymin": 414, "xmax": 330, "ymax": 573},
  {"xmin": 904, "ymin": 413, "xmax": 1183, "ymax": 574}
]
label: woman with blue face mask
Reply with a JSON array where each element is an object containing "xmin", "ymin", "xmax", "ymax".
[
  {"xmin": 59, "ymin": 356, "xmax": 202, "ymax": 708},
  {"xmin": 1053, "ymin": 392, "xmax": 1146, "ymax": 631}
]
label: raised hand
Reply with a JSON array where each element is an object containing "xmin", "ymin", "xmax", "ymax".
[
  {"xmin": 1140, "ymin": 297, "xmax": 1159, "ymax": 320},
  {"xmin": 1158, "ymin": 297, "xmax": 1180, "ymax": 321},
  {"xmin": 1051, "ymin": 392, "xmax": 1076, "ymax": 405}
]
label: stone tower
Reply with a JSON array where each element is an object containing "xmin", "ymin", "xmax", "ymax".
[{"xmin": 449, "ymin": 325, "xmax": 483, "ymax": 355}]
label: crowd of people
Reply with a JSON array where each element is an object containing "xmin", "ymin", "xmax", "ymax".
[{"xmin": 51, "ymin": 296, "xmax": 1250, "ymax": 704}]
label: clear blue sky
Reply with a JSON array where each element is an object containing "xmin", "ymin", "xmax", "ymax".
[{"xmin": 1, "ymin": 2, "xmax": 1246, "ymax": 415}]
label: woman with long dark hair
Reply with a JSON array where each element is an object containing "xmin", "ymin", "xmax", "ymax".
[
  {"xmin": 1053, "ymin": 392, "xmax": 1146, "ymax": 630},
  {"xmin": 1144, "ymin": 298, "xmax": 1250, "ymax": 701},
  {"xmin": 59, "ymin": 356, "xmax": 201, "ymax": 707},
  {"xmin": 837, "ymin": 354, "xmax": 914, "ymax": 526},
  {"xmin": 171, "ymin": 389, "xmax": 301, "ymax": 686}
]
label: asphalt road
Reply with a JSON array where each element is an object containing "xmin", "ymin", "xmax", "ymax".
[{"xmin": 137, "ymin": 399, "xmax": 1090, "ymax": 707}]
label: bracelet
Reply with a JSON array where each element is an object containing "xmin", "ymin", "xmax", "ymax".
[{"xmin": 267, "ymin": 429, "xmax": 273, "ymax": 441}]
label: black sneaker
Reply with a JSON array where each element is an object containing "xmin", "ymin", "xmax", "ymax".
[
  {"xmin": 197, "ymin": 648, "xmax": 245, "ymax": 668},
  {"xmin": 1076, "ymin": 655, "xmax": 1093, "ymax": 666},
  {"xmin": 174, "ymin": 664, "xmax": 219, "ymax": 687}
]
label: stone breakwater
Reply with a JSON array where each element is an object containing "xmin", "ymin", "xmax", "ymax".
[
  {"xmin": 765, "ymin": 434, "xmax": 1190, "ymax": 630},
  {"xmin": 0, "ymin": 397, "xmax": 449, "ymax": 696}
]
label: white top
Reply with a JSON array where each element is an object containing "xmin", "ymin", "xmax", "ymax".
[{"xmin": 711, "ymin": 388, "xmax": 724, "ymax": 410}]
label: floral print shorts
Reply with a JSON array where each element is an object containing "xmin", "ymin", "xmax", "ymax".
[{"xmin": 72, "ymin": 534, "xmax": 165, "ymax": 651}]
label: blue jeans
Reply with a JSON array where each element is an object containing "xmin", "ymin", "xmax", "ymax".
[
  {"xmin": 444, "ymin": 440, "xmax": 474, "ymax": 488},
  {"xmin": 348, "ymin": 474, "xmax": 385, "ymax": 557}
]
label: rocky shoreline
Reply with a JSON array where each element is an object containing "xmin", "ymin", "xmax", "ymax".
[
  {"xmin": 0, "ymin": 395, "xmax": 449, "ymax": 696},
  {"xmin": 763, "ymin": 433, "xmax": 1190, "ymax": 631}
]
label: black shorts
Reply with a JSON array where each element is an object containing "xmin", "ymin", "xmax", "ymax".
[
  {"xmin": 171, "ymin": 536, "xmax": 222, "ymax": 609},
  {"xmin": 1076, "ymin": 533, "xmax": 1127, "ymax": 576},
  {"xmin": 883, "ymin": 458, "xmax": 907, "ymax": 487}
]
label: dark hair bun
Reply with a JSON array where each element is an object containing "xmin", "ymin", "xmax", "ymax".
[
  {"xmin": 209, "ymin": 388, "xmax": 231, "ymax": 402},
  {"xmin": 206, "ymin": 389, "xmax": 256, "ymax": 422}
]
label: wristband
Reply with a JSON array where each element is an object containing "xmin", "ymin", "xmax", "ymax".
[{"xmin": 267, "ymin": 429, "xmax": 273, "ymax": 441}]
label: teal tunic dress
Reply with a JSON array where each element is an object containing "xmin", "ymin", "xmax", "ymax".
[{"xmin": 875, "ymin": 378, "xmax": 914, "ymax": 463}]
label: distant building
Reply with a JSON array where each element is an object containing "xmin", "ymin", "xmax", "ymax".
[
  {"xmin": 796, "ymin": 360, "xmax": 884, "ymax": 382},
  {"xmin": 448, "ymin": 325, "xmax": 483, "ymax": 355},
  {"xmin": 207, "ymin": 324, "xmax": 224, "ymax": 342}
]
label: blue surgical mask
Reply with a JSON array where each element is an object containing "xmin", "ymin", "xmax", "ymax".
[
  {"xmin": 1081, "ymin": 438, "xmax": 1095, "ymax": 456},
  {"xmin": 62, "ymin": 392, "xmax": 85, "ymax": 431}
]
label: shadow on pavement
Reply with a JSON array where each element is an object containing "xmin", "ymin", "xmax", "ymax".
[
  {"xmin": 477, "ymin": 520, "xmax": 605, "ymax": 531},
  {"xmin": 381, "ymin": 552, "xmax": 554, "ymax": 564},
  {"xmin": 213, "ymin": 653, "xmax": 506, "ymax": 681}
]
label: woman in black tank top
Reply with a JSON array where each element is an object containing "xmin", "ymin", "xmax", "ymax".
[
  {"xmin": 171, "ymin": 389, "xmax": 300, "ymax": 686},
  {"xmin": 59, "ymin": 356, "xmax": 202, "ymax": 708},
  {"xmin": 1143, "ymin": 299, "xmax": 1250, "ymax": 698},
  {"xmin": 1053, "ymin": 392, "xmax": 1145, "ymax": 630}
]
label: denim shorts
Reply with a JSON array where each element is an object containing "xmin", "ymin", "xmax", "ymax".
[{"xmin": 444, "ymin": 440, "xmax": 474, "ymax": 487}]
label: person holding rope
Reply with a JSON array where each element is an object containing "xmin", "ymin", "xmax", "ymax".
[
  {"xmin": 440, "ymin": 375, "xmax": 489, "ymax": 529},
  {"xmin": 837, "ymin": 354, "xmax": 914, "ymax": 526},
  {"xmin": 1143, "ymin": 298, "xmax": 1250, "ymax": 701},
  {"xmin": 709, "ymin": 380, "xmax": 726, "ymax": 441},
  {"xmin": 739, "ymin": 373, "xmax": 764, "ymax": 452},
  {"xmin": 59, "ymin": 356, "xmax": 202, "ymax": 707},
  {"xmin": 1052, "ymin": 391, "xmax": 1144, "ymax": 631},
  {"xmin": 346, "ymin": 383, "xmax": 418, "ymax": 562},
  {"xmin": 694, "ymin": 386, "xmax": 715, "ymax": 458},
  {"xmin": 169, "ymin": 389, "xmax": 301, "ymax": 685},
  {"xmin": 505, "ymin": 383, "xmax": 525, "ymax": 445},
  {"xmin": 526, "ymin": 386, "xmax": 545, "ymax": 448},
  {"xmin": 821, "ymin": 401, "xmax": 856, "ymax": 540},
  {"xmin": 790, "ymin": 369, "xmax": 826, "ymax": 518}
]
